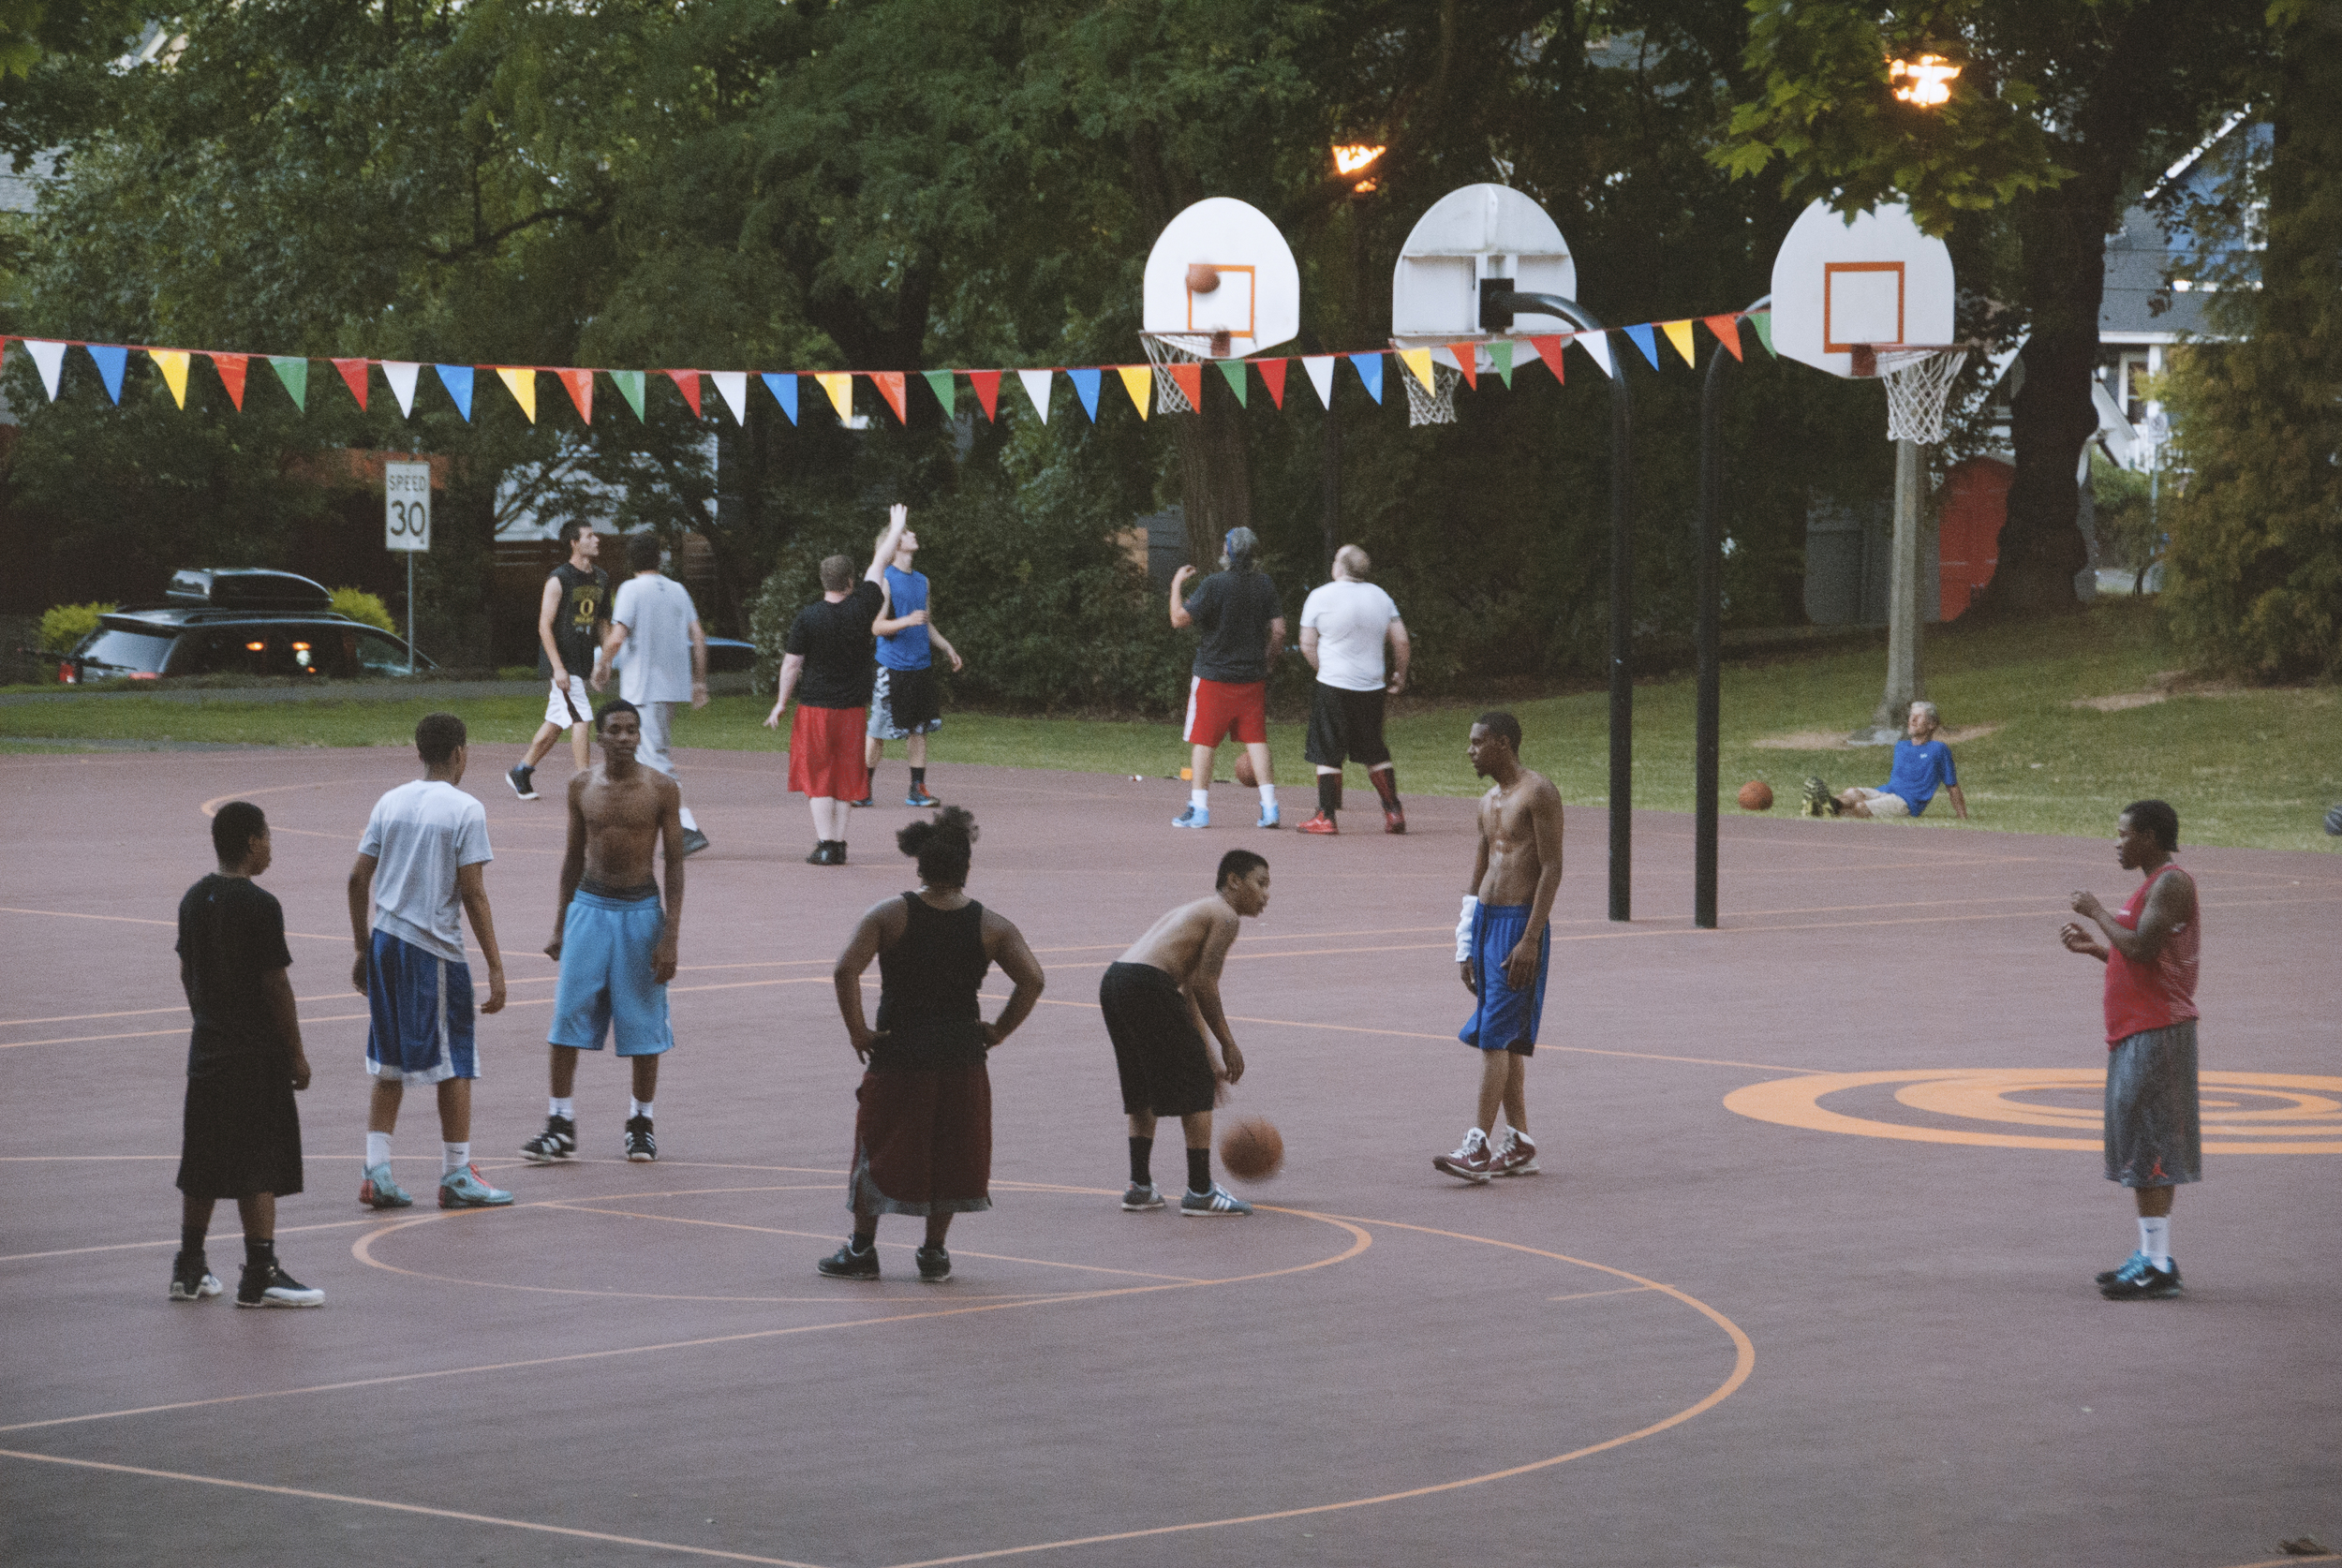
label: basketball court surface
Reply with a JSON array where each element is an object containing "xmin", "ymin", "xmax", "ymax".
[{"xmin": 3, "ymin": 744, "xmax": 2335, "ymax": 1568}]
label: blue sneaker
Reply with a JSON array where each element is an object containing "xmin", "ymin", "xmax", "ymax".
[
  {"xmin": 437, "ymin": 1164, "xmax": 515, "ymax": 1209},
  {"xmin": 1256, "ymin": 804, "xmax": 1281, "ymax": 829},
  {"xmin": 2095, "ymin": 1250, "xmax": 2147, "ymax": 1286},
  {"xmin": 1179, "ymin": 1183, "xmax": 1254, "ymax": 1217},
  {"xmin": 1172, "ymin": 805, "xmax": 1209, "ymax": 829},
  {"xmin": 358, "ymin": 1163, "xmax": 412, "ymax": 1209}
]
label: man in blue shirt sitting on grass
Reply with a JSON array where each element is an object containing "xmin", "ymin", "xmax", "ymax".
[{"xmin": 1805, "ymin": 702, "xmax": 1969, "ymax": 821}]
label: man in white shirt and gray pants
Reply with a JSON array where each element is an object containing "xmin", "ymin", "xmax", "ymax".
[
  {"xmin": 597, "ymin": 533, "xmax": 712, "ymax": 855},
  {"xmin": 1297, "ymin": 545, "xmax": 1410, "ymax": 836}
]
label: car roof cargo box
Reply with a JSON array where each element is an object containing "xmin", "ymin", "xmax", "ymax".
[{"xmin": 166, "ymin": 569, "xmax": 334, "ymax": 611}]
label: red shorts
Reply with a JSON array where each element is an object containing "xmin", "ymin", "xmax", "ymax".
[
  {"xmin": 787, "ymin": 703, "xmax": 870, "ymax": 799},
  {"xmin": 1183, "ymin": 677, "xmax": 1267, "ymax": 747}
]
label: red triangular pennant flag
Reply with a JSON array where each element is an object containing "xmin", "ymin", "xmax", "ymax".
[
  {"xmin": 209, "ymin": 353, "xmax": 248, "ymax": 411},
  {"xmin": 332, "ymin": 357, "xmax": 370, "ymax": 410},
  {"xmin": 556, "ymin": 368, "xmax": 593, "ymax": 422},
  {"xmin": 1255, "ymin": 358, "xmax": 1287, "ymax": 409},
  {"xmin": 1446, "ymin": 344, "xmax": 1478, "ymax": 391},
  {"xmin": 664, "ymin": 370, "xmax": 702, "ymax": 417},
  {"xmin": 1528, "ymin": 335, "xmax": 1566, "ymax": 384},
  {"xmin": 1704, "ymin": 314, "xmax": 1746, "ymax": 361},
  {"xmin": 966, "ymin": 370, "xmax": 1001, "ymax": 422},
  {"xmin": 1167, "ymin": 362, "xmax": 1203, "ymax": 409},
  {"xmin": 871, "ymin": 371, "xmax": 909, "ymax": 424}
]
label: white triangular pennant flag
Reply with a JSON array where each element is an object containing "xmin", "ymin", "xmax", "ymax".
[
  {"xmin": 1016, "ymin": 368, "xmax": 1053, "ymax": 422},
  {"xmin": 1576, "ymin": 332, "xmax": 1616, "ymax": 379},
  {"xmin": 25, "ymin": 339, "xmax": 67, "ymax": 401},
  {"xmin": 710, "ymin": 370, "xmax": 749, "ymax": 425},
  {"xmin": 1301, "ymin": 355, "xmax": 1337, "ymax": 410},
  {"xmin": 382, "ymin": 361, "xmax": 422, "ymax": 417}
]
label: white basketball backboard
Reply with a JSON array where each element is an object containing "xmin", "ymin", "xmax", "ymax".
[
  {"xmin": 1390, "ymin": 184, "xmax": 1576, "ymax": 370},
  {"xmin": 1769, "ymin": 200, "xmax": 1954, "ymax": 378},
  {"xmin": 1142, "ymin": 198, "xmax": 1299, "ymax": 355}
]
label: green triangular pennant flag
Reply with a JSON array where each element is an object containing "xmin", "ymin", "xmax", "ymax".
[
  {"xmin": 922, "ymin": 369, "xmax": 956, "ymax": 415},
  {"xmin": 612, "ymin": 369, "xmax": 647, "ymax": 421},
  {"xmin": 1215, "ymin": 359, "xmax": 1248, "ymax": 407},
  {"xmin": 1490, "ymin": 340, "xmax": 1515, "ymax": 388},
  {"xmin": 1749, "ymin": 312, "xmax": 1775, "ymax": 357},
  {"xmin": 267, "ymin": 356, "xmax": 308, "ymax": 409}
]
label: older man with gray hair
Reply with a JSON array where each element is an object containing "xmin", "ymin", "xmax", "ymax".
[
  {"xmin": 1804, "ymin": 701, "xmax": 1969, "ymax": 821},
  {"xmin": 1297, "ymin": 545, "xmax": 1410, "ymax": 834}
]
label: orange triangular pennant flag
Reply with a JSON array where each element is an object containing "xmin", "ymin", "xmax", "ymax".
[
  {"xmin": 1446, "ymin": 344, "xmax": 1478, "ymax": 391},
  {"xmin": 871, "ymin": 371, "xmax": 908, "ymax": 424},
  {"xmin": 333, "ymin": 358, "xmax": 370, "ymax": 410},
  {"xmin": 210, "ymin": 353, "xmax": 248, "ymax": 411},
  {"xmin": 966, "ymin": 370, "xmax": 1001, "ymax": 421},
  {"xmin": 557, "ymin": 369, "xmax": 593, "ymax": 422},
  {"xmin": 1528, "ymin": 335, "xmax": 1566, "ymax": 384},
  {"xmin": 1255, "ymin": 358, "xmax": 1286, "ymax": 408},
  {"xmin": 1167, "ymin": 362, "xmax": 1203, "ymax": 409},
  {"xmin": 665, "ymin": 370, "xmax": 703, "ymax": 417},
  {"xmin": 1704, "ymin": 315, "xmax": 1745, "ymax": 361}
]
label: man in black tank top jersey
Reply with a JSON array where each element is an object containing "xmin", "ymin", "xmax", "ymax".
[
  {"xmin": 819, "ymin": 807, "xmax": 1045, "ymax": 1281},
  {"xmin": 509, "ymin": 520, "xmax": 609, "ymax": 802}
]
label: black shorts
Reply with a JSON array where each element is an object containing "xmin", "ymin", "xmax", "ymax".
[
  {"xmin": 176, "ymin": 1062, "xmax": 304, "ymax": 1199},
  {"xmin": 1100, "ymin": 962, "xmax": 1217, "ymax": 1118},
  {"xmin": 870, "ymin": 664, "xmax": 941, "ymax": 736},
  {"xmin": 1303, "ymin": 683, "xmax": 1391, "ymax": 769}
]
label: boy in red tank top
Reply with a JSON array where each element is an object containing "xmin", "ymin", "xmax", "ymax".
[{"xmin": 2060, "ymin": 799, "xmax": 2199, "ymax": 1300}]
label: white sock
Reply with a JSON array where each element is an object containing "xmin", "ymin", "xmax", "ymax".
[
  {"xmin": 678, "ymin": 806, "xmax": 699, "ymax": 832},
  {"xmin": 1191, "ymin": 788, "xmax": 1208, "ymax": 813},
  {"xmin": 365, "ymin": 1132, "xmax": 392, "ymax": 1168},
  {"xmin": 550, "ymin": 1097, "xmax": 574, "ymax": 1119},
  {"xmin": 442, "ymin": 1142, "xmax": 468, "ymax": 1176},
  {"xmin": 630, "ymin": 1098, "xmax": 655, "ymax": 1120},
  {"xmin": 1258, "ymin": 783, "xmax": 1277, "ymax": 810},
  {"xmin": 2140, "ymin": 1216, "xmax": 2172, "ymax": 1268}
]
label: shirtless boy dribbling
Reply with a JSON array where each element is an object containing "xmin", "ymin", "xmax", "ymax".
[
  {"xmin": 521, "ymin": 698, "xmax": 688, "ymax": 1165},
  {"xmin": 1099, "ymin": 850, "xmax": 1271, "ymax": 1217},
  {"xmin": 1436, "ymin": 710, "xmax": 1564, "ymax": 1184}
]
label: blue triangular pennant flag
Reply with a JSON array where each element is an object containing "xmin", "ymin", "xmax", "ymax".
[
  {"xmin": 435, "ymin": 363, "xmax": 474, "ymax": 421},
  {"xmin": 1624, "ymin": 323, "xmax": 1661, "ymax": 370},
  {"xmin": 762, "ymin": 372, "xmax": 798, "ymax": 425},
  {"xmin": 1351, "ymin": 352, "xmax": 1384, "ymax": 405},
  {"xmin": 86, "ymin": 344, "xmax": 128, "ymax": 404},
  {"xmin": 1067, "ymin": 367, "xmax": 1103, "ymax": 422}
]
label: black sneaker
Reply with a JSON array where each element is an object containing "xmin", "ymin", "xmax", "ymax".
[
  {"xmin": 847, "ymin": 794, "xmax": 874, "ymax": 808},
  {"xmin": 236, "ymin": 1263, "xmax": 324, "ymax": 1308},
  {"xmin": 914, "ymin": 1243, "xmax": 952, "ymax": 1281},
  {"xmin": 506, "ymin": 764, "xmax": 538, "ymax": 801},
  {"xmin": 2095, "ymin": 1249, "xmax": 2146, "ymax": 1286},
  {"xmin": 817, "ymin": 1239, "xmax": 881, "ymax": 1280},
  {"xmin": 623, "ymin": 1115, "xmax": 657, "ymax": 1161},
  {"xmin": 169, "ymin": 1252, "xmax": 221, "ymax": 1302},
  {"xmin": 520, "ymin": 1114, "xmax": 576, "ymax": 1163},
  {"xmin": 680, "ymin": 827, "xmax": 711, "ymax": 857},
  {"xmin": 2100, "ymin": 1254, "xmax": 2182, "ymax": 1299}
]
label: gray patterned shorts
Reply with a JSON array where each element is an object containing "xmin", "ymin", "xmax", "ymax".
[{"xmin": 2104, "ymin": 1021, "xmax": 2201, "ymax": 1188}]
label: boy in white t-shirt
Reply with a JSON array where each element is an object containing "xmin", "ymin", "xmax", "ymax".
[
  {"xmin": 597, "ymin": 533, "xmax": 711, "ymax": 855},
  {"xmin": 346, "ymin": 713, "xmax": 513, "ymax": 1211},
  {"xmin": 1297, "ymin": 545, "xmax": 1411, "ymax": 835}
]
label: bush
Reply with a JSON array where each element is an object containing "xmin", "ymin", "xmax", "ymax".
[
  {"xmin": 332, "ymin": 587, "xmax": 398, "ymax": 633},
  {"xmin": 38, "ymin": 602, "xmax": 117, "ymax": 652}
]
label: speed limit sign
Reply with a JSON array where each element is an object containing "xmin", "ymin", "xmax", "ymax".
[{"xmin": 385, "ymin": 462, "xmax": 432, "ymax": 553}]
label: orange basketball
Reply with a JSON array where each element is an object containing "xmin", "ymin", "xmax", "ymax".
[
  {"xmin": 1738, "ymin": 779, "xmax": 1775, "ymax": 811},
  {"xmin": 1219, "ymin": 1116, "xmax": 1283, "ymax": 1181},
  {"xmin": 1234, "ymin": 753, "xmax": 1258, "ymax": 788},
  {"xmin": 1185, "ymin": 262, "xmax": 1221, "ymax": 294}
]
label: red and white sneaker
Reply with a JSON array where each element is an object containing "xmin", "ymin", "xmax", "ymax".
[
  {"xmin": 1432, "ymin": 1130, "xmax": 1493, "ymax": 1184},
  {"xmin": 1300, "ymin": 811, "xmax": 1339, "ymax": 835},
  {"xmin": 1382, "ymin": 804, "xmax": 1406, "ymax": 835},
  {"xmin": 1488, "ymin": 1132, "xmax": 1539, "ymax": 1176}
]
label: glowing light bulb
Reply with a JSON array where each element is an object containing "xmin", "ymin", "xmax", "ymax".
[
  {"xmin": 1332, "ymin": 143, "xmax": 1386, "ymax": 192},
  {"xmin": 1890, "ymin": 54, "xmax": 1961, "ymax": 107}
]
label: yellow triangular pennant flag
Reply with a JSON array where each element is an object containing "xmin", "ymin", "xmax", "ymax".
[
  {"xmin": 1399, "ymin": 348, "xmax": 1436, "ymax": 393},
  {"xmin": 151, "ymin": 348, "xmax": 190, "ymax": 408},
  {"xmin": 1116, "ymin": 364, "xmax": 1152, "ymax": 420},
  {"xmin": 495, "ymin": 367, "xmax": 537, "ymax": 422},
  {"xmin": 1661, "ymin": 320, "xmax": 1697, "ymax": 366},
  {"xmin": 816, "ymin": 372, "xmax": 854, "ymax": 421}
]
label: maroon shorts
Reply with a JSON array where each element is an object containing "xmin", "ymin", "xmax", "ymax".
[
  {"xmin": 1183, "ymin": 676, "xmax": 1267, "ymax": 747},
  {"xmin": 787, "ymin": 703, "xmax": 869, "ymax": 799}
]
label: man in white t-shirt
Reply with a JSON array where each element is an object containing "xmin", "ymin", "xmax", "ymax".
[
  {"xmin": 1297, "ymin": 545, "xmax": 1411, "ymax": 835},
  {"xmin": 346, "ymin": 713, "xmax": 512, "ymax": 1212},
  {"xmin": 596, "ymin": 533, "xmax": 711, "ymax": 855}
]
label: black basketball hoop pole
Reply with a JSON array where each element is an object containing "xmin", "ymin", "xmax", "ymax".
[
  {"xmin": 1485, "ymin": 288, "xmax": 1633, "ymax": 922},
  {"xmin": 1693, "ymin": 294, "xmax": 1770, "ymax": 930}
]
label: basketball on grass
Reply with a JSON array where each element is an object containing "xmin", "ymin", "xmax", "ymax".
[
  {"xmin": 1219, "ymin": 1117, "xmax": 1283, "ymax": 1181},
  {"xmin": 1738, "ymin": 780, "xmax": 1775, "ymax": 811},
  {"xmin": 1234, "ymin": 753, "xmax": 1258, "ymax": 788}
]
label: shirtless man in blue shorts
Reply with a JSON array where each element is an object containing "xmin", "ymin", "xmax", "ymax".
[
  {"xmin": 1436, "ymin": 711, "xmax": 1564, "ymax": 1183},
  {"xmin": 523, "ymin": 699, "xmax": 688, "ymax": 1164}
]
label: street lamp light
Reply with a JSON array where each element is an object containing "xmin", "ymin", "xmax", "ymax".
[
  {"xmin": 1332, "ymin": 144, "xmax": 1385, "ymax": 193},
  {"xmin": 1890, "ymin": 54, "xmax": 1961, "ymax": 107}
]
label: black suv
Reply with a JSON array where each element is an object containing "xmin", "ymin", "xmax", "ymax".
[{"xmin": 61, "ymin": 569, "xmax": 435, "ymax": 683}]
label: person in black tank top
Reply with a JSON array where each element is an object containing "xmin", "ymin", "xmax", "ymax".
[
  {"xmin": 819, "ymin": 807, "xmax": 1045, "ymax": 1282},
  {"xmin": 509, "ymin": 520, "xmax": 610, "ymax": 801}
]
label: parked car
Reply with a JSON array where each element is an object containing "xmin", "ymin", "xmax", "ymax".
[{"xmin": 60, "ymin": 569, "xmax": 436, "ymax": 683}]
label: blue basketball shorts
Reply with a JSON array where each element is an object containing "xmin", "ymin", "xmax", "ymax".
[
  {"xmin": 1459, "ymin": 903, "xmax": 1549, "ymax": 1058},
  {"xmin": 549, "ymin": 888, "xmax": 674, "ymax": 1057},
  {"xmin": 365, "ymin": 928, "xmax": 478, "ymax": 1084}
]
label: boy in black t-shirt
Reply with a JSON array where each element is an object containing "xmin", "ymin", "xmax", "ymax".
[
  {"xmin": 173, "ymin": 801, "xmax": 323, "ymax": 1307},
  {"xmin": 509, "ymin": 519, "xmax": 610, "ymax": 802}
]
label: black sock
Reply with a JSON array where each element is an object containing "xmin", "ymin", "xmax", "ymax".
[
  {"xmin": 850, "ymin": 1229, "xmax": 876, "ymax": 1252},
  {"xmin": 244, "ymin": 1236, "xmax": 275, "ymax": 1271},
  {"xmin": 1317, "ymin": 772, "xmax": 1342, "ymax": 816},
  {"xmin": 1371, "ymin": 766, "xmax": 1400, "ymax": 808},
  {"xmin": 179, "ymin": 1225, "xmax": 205, "ymax": 1260},
  {"xmin": 910, "ymin": 766, "xmax": 926, "ymax": 791},
  {"xmin": 1186, "ymin": 1146, "xmax": 1211, "ymax": 1193},
  {"xmin": 1128, "ymin": 1135, "xmax": 1153, "ymax": 1187}
]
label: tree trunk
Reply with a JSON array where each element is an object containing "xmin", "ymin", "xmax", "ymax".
[{"xmin": 1172, "ymin": 373, "xmax": 1251, "ymax": 571}]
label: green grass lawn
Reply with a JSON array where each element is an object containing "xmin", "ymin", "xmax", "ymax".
[{"xmin": 5, "ymin": 599, "xmax": 2335, "ymax": 851}]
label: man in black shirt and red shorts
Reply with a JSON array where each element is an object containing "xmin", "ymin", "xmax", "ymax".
[
  {"xmin": 508, "ymin": 519, "xmax": 608, "ymax": 803},
  {"xmin": 765, "ymin": 505, "xmax": 912, "ymax": 865},
  {"xmin": 1169, "ymin": 525, "xmax": 1285, "ymax": 831}
]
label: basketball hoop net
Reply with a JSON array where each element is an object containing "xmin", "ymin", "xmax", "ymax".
[
  {"xmin": 1398, "ymin": 358, "xmax": 1462, "ymax": 427},
  {"xmin": 1853, "ymin": 344, "xmax": 1970, "ymax": 444},
  {"xmin": 1139, "ymin": 331, "xmax": 1233, "ymax": 415}
]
